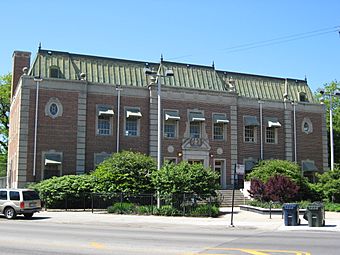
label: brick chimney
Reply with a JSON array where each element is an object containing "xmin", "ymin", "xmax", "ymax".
[{"xmin": 11, "ymin": 51, "xmax": 31, "ymax": 98}]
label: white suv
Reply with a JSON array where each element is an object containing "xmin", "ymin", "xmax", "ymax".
[{"xmin": 0, "ymin": 189, "xmax": 42, "ymax": 219}]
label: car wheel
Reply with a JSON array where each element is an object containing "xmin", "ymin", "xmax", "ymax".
[
  {"xmin": 4, "ymin": 207, "xmax": 16, "ymax": 219},
  {"xmin": 23, "ymin": 213, "xmax": 34, "ymax": 219}
]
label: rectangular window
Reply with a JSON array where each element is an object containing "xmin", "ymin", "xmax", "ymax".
[
  {"xmin": 164, "ymin": 110, "xmax": 180, "ymax": 139},
  {"xmin": 0, "ymin": 191, "xmax": 7, "ymax": 200},
  {"xmin": 265, "ymin": 127, "xmax": 276, "ymax": 144},
  {"xmin": 96, "ymin": 105, "xmax": 114, "ymax": 136},
  {"xmin": 164, "ymin": 157, "xmax": 177, "ymax": 164},
  {"xmin": 9, "ymin": 191, "xmax": 20, "ymax": 201},
  {"xmin": 94, "ymin": 153, "xmax": 111, "ymax": 168},
  {"xmin": 43, "ymin": 153, "xmax": 62, "ymax": 180},
  {"xmin": 164, "ymin": 120, "xmax": 176, "ymax": 138},
  {"xmin": 244, "ymin": 159, "xmax": 257, "ymax": 178},
  {"xmin": 98, "ymin": 115, "xmax": 111, "ymax": 135},
  {"xmin": 213, "ymin": 114, "xmax": 228, "ymax": 140},
  {"xmin": 189, "ymin": 111, "xmax": 205, "ymax": 138},
  {"xmin": 126, "ymin": 118, "xmax": 138, "ymax": 136},
  {"xmin": 244, "ymin": 126, "xmax": 255, "ymax": 142},
  {"xmin": 44, "ymin": 165, "xmax": 61, "ymax": 179},
  {"xmin": 188, "ymin": 159, "xmax": 204, "ymax": 165},
  {"xmin": 213, "ymin": 123, "xmax": 224, "ymax": 140},
  {"xmin": 190, "ymin": 121, "xmax": 201, "ymax": 138},
  {"xmin": 125, "ymin": 108, "xmax": 141, "ymax": 137}
]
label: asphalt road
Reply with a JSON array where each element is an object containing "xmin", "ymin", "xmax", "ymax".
[{"xmin": 0, "ymin": 214, "xmax": 339, "ymax": 255}]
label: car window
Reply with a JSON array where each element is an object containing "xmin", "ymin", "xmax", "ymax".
[
  {"xmin": 23, "ymin": 191, "xmax": 40, "ymax": 201},
  {"xmin": 9, "ymin": 191, "xmax": 20, "ymax": 201},
  {"xmin": 0, "ymin": 191, "xmax": 7, "ymax": 200}
]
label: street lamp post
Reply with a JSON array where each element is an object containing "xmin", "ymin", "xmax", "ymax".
[
  {"xmin": 319, "ymin": 89, "xmax": 340, "ymax": 170},
  {"xmin": 144, "ymin": 66, "xmax": 174, "ymax": 207}
]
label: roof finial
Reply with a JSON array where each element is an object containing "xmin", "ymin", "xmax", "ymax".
[
  {"xmin": 212, "ymin": 61, "xmax": 215, "ymax": 69},
  {"xmin": 38, "ymin": 42, "xmax": 41, "ymax": 51},
  {"xmin": 304, "ymin": 75, "xmax": 307, "ymax": 82},
  {"xmin": 160, "ymin": 54, "xmax": 163, "ymax": 62}
]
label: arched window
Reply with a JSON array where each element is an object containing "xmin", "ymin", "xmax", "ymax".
[
  {"xmin": 299, "ymin": 92, "xmax": 308, "ymax": 102},
  {"xmin": 50, "ymin": 66, "xmax": 62, "ymax": 78}
]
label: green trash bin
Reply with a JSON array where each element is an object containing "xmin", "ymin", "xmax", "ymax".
[{"xmin": 304, "ymin": 202, "xmax": 325, "ymax": 227}]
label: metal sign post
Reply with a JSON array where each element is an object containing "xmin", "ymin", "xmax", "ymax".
[
  {"xmin": 230, "ymin": 164, "xmax": 245, "ymax": 227},
  {"xmin": 230, "ymin": 164, "xmax": 236, "ymax": 227}
]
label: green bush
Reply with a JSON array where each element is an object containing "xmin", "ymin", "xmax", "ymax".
[
  {"xmin": 152, "ymin": 161, "xmax": 219, "ymax": 200},
  {"xmin": 154, "ymin": 205, "xmax": 181, "ymax": 216},
  {"xmin": 30, "ymin": 174, "xmax": 94, "ymax": 208},
  {"xmin": 92, "ymin": 151, "xmax": 157, "ymax": 194},
  {"xmin": 314, "ymin": 167, "xmax": 340, "ymax": 202},
  {"xmin": 107, "ymin": 202, "xmax": 137, "ymax": 214},
  {"xmin": 324, "ymin": 202, "xmax": 340, "ymax": 212},
  {"xmin": 246, "ymin": 200, "xmax": 340, "ymax": 211},
  {"xmin": 246, "ymin": 200, "xmax": 283, "ymax": 209},
  {"xmin": 189, "ymin": 204, "xmax": 219, "ymax": 217},
  {"xmin": 137, "ymin": 205, "xmax": 157, "ymax": 215}
]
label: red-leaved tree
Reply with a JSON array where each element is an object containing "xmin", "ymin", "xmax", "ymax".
[{"xmin": 265, "ymin": 175, "xmax": 299, "ymax": 203}]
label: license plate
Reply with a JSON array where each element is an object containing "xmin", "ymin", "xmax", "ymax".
[{"xmin": 29, "ymin": 202, "xmax": 36, "ymax": 207}]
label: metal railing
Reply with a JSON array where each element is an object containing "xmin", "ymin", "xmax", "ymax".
[{"xmin": 39, "ymin": 192, "xmax": 221, "ymax": 216}]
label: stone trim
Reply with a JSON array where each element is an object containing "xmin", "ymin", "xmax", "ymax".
[
  {"xmin": 76, "ymin": 91, "xmax": 87, "ymax": 174},
  {"xmin": 17, "ymin": 87, "xmax": 30, "ymax": 187},
  {"xmin": 230, "ymin": 105, "xmax": 238, "ymax": 167},
  {"xmin": 321, "ymin": 106, "xmax": 329, "ymax": 170},
  {"xmin": 284, "ymin": 109, "xmax": 293, "ymax": 161}
]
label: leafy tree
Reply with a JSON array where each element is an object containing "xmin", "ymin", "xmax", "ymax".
[
  {"xmin": 0, "ymin": 73, "xmax": 10, "ymax": 153},
  {"xmin": 247, "ymin": 159, "xmax": 315, "ymax": 200},
  {"xmin": 0, "ymin": 154, "xmax": 6, "ymax": 177},
  {"xmin": 0, "ymin": 73, "xmax": 11, "ymax": 177},
  {"xmin": 314, "ymin": 80, "xmax": 340, "ymax": 166},
  {"xmin": 91, "ymin": 151, "xmax": 157, "ymax": 194},
  {"xmin": 314, "ymin": 167, "xmax": 340, "ymax": 202},
  {"xmin": 248, "ymin": 178, "xmax": 266, "ymax": 201},
  {"xmin": 249, "ymin": 175, "xmax": 299, "ymax": 203},
  {"xmin": 151, "ymin": 161, "xmax": 220, "ymax": 198},
  {"xmin": 265, "ymin": 175, "xmax": 299, "ymax": 203}
]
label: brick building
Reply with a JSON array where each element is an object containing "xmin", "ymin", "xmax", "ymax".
[{"xmin": 7, "ymin": 48, "xmax": 328, "ymax": 188}]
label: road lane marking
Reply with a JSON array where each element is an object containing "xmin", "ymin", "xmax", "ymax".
[
  {"xmin": 89, "ymin": 242, "xmax": 106, "ymax": 249},
  {"xmin": 203, "ymin": 247, "xmax": 311, "ymax": 255}
]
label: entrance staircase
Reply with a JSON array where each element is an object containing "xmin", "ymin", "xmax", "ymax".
[{"xmin": 217, "ymin": 189, "xmax": 249, "ymax": 207}]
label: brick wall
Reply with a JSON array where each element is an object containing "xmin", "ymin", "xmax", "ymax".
[
  {"xmin": 296, "ymin": 112, "xmax": 324, "ymax": 169},
  {"xmin": 26, "ymin": 88, "xmax": 79, "ymax": 181},
  {"xmin": 11, "ymin": 51, "xmax": 30, "ymax": 98},
  {"xmin": 8, "ymin": 88, "xmax": 21, "ymax": 187},
  {"xmin": 85, "ymin": 93, "xmax": 150, "ymax": 172}
]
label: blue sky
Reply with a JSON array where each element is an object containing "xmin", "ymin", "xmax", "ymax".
[{"xmin": 1, "ymin": 0, "xmax": 340, "ymax": 92}]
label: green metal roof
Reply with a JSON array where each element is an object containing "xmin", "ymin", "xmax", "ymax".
[{"xmin": 29, "ymin": 49, "xmax": 317, "ymax": 103}]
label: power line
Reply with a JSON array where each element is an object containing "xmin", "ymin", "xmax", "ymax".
[
  {"xmin": 220, "ymin": 26, "xmax": 339, "ymax": 52},
  {"xmin": 168, "ymin": 25, "xmax": 340, "ymax": 61},
  {"xmin": 222, "ymin": 29, "xmax": 338, "ymax": 54}
]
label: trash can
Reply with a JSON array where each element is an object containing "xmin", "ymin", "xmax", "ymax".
[
  {"xmin": 283, "ymin": 203, "xmax": 300, "ymax": 226},
  {"xmin": 303, "ymin": 202, "xmax": 325, "ymax": 227}
]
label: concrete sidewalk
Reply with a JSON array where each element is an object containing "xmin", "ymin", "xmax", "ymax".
[{"xmin": 31, "ymin": 207, "xmax": 340, "ymax": 232}]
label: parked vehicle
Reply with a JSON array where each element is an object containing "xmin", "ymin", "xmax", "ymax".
[{"xmin": 0, "ymin": 189, "xmax": 42, "ymax": 219}]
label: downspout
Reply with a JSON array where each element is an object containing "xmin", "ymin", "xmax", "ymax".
[
  {"xmin": 292, "ymin": 101, "xmax": 297, "ymax": 163},
  {"xmin": 33, "ymin": 77, "xmax": 42, "ymax": 178},
  {"xmin": 259, "ymin": 99, "xmax": 263, "ymax": 160},
  {"xmin": 116, "ymin": 85, "xmax": 122, "ymax": 153}
]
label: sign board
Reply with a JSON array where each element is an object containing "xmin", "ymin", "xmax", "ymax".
[{"xmin": 236, "ymin": 164, "xmax": 245, "ymax": 175}]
